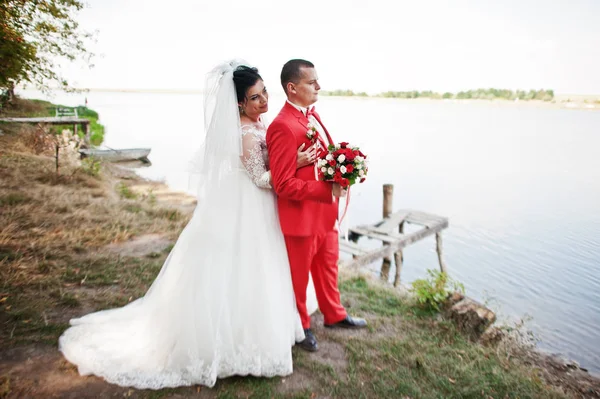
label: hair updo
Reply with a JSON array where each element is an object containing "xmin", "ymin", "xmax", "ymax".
[{"xmin": 232, "ymin": 66, "xmax": 263, "ymax": 103}]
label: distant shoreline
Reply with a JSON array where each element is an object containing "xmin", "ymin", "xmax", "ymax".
[
  {"xmin": 19, "ymin": 88, "xmax": 600, "ymax": 110},
  {"xmin": 341, "ymin": 96, "xmax": 600, "ymax": 111}
]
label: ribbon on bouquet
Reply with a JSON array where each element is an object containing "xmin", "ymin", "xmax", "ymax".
[
  {"xmin": 339, "ymin": 186, "xmax": 351, "ymax": 241},
  {"xmin": 314, "ymin": 157, "xmax": 352, "ymax": 241}
]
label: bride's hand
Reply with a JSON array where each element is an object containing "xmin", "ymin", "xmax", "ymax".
[{"xmin": 296, "ymin": 143, "xmax": 317, "ymax": 169}]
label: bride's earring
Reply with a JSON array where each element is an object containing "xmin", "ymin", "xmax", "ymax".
[{"xmin": 239, "ymin": 106, "xmax": 245, "ymax": 115}]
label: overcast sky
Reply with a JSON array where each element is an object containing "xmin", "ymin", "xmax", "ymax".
[{"xmin": 60, "ymin": 0, "xmax": 600, "ymax": 95}]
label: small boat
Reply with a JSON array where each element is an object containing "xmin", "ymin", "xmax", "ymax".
[{"xmin": 79, "ymin": 148, "xmax": 151, "ymax": 163}]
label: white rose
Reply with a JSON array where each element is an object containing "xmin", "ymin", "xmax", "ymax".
[
  {"xmin": 359, "ymin": 169, "xmax": 365, "ymax": 176},
  {"xmin": 327, "ymin": 167, "xmax": 334, "ymax": 175},
  {"xmin": 340, "ymin": 165, "xmax": 347, "ymax": 174},
  {"xmin": 337, "ymin": 154, "xmax": 346, "ymax": 163},
  {"xmin": 356, "ymin": 164, "xmax": 363, "ymax": 170},
  {"xmin": 325, "ymin": 154, "xmax": 333, "ymax": 161},
  {"xmin": 355, "ymin": 156, "xmax": 363, "ymax": 162},
  {"xmin": 306, "ymin": 129, "xmax": 313, "ymax": 136},
  {"xmin": 307, "ymin": 123, "xmax": 314, "ymax": 129},
  {"xmin": 321, "ymin": 167, "xmax": 327, "ymax": 173}
]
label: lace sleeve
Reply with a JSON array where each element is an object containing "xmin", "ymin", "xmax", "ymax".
[{"xmin": 241, "ymin": 129, "xmax": 271, "ymax": 189}]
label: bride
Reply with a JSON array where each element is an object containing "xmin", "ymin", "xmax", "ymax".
[{"xmin": 59, "ymin": 60, "xmax": 318, "ymax": 389}]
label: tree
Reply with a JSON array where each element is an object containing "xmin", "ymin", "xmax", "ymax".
[{"xmin": 0, "ymin": 0, "xmax": 94, "ymax": 102}]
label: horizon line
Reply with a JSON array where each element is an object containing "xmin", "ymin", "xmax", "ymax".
[{"xmin": 18, "ymin": 87, "xmax": 600, "ymax": 97}]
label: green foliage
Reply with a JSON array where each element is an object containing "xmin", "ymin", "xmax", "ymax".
[
  {"xmin": 0, "ymin": 0, "xmax": 94, "ymax": 96},
  {"xmin": 377, "ymin": 88, "xmax": 555, "ymax": 101},
  {"xmin": 315, "ymin": 88, "xmax": 556, "ymax": 101},
  {"xmin": 80, "ymin": 157, "xmax": 101, "ymax": 177},
  {"xmin": 320, "ymin": 89, "xmax": 369, "ymax": 97},
  {"xmin": 116, "ymin": 182, "xmax": 137, "ymax": 200},
  {"xmin": 411, "ymin": 269, "xmax": 464, "ymax": 312}
]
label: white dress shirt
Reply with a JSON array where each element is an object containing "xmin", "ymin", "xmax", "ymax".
[{"xmin": 286, "ymin": 100, "xmax": 330, "ymax": 148}]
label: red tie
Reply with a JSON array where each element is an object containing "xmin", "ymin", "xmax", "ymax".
[{"xmin": 306, "ymin": 106, "xmax": 316, "ymax": 119}]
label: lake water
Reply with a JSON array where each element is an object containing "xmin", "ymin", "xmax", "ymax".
[{"xmin": 22, "ymin": 90, "xmax": 600, "ymax": 373}]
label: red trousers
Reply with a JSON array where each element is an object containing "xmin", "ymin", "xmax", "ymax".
[{"xmin": 284, "ymin": 231, "xmax": 347, "ymax": 329}]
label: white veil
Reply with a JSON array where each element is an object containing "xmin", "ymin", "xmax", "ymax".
[{"xmin": 189, "ymin": 59, "xmax": 249, "ymax": 201}]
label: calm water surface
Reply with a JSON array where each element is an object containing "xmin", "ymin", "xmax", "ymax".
[{"xmin": 24, "ymin": 90, "xmax": 600, "ymax": 373}]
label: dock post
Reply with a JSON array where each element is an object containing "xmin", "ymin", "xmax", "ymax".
[
  {"xmin": 82, "ymin": 122, "xmax": 90, "ymax": 146},
  {"xmin": 436, "ymin": 232, "xmax": 448, "ymax": 273},
  {"xmin": 380, "ymin": 184, "xmax": 393, "ymax": 281},
  {"xmin": 393, "ymin": 220, "xmax": 404, "ymax": 287}
]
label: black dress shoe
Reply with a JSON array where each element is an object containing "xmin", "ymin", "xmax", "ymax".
[
  {"xmin": 296, "ymin": 328, "xmax": 318, "ymax": 352},
  {"xmin": 324, "ymin": 315, "xmax": 368, "ymax": 329}
]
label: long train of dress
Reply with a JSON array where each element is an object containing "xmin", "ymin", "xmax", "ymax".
[{"xmin": 59, "ymin": 125, "xmax": 309, "ymax": 389}]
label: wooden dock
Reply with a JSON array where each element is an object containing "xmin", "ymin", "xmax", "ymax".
[
  {"xmin": 339, "ymin": 184, "xmax": 449, "ymax": 286},
  {"xmin": 0, "ymin": 117, "xmax": 91, "ymax": 144}
]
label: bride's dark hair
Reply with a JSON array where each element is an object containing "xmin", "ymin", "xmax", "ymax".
[{"xmin": 233, "ymin": 66, "xmax": 262, "ymax": 103}]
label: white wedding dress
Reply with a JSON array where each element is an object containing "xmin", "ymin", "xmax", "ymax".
[{"xmin": 58, "ymin": 122, "xmax": 316, "ymax": 389}]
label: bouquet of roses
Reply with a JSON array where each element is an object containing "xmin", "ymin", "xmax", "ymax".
[{"xmin": 316, "ymin": 142, "xmax": 368, "ymax": 188}]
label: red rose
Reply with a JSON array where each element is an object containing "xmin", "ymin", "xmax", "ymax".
[
  {"xmin": 340, "ymin": 178, "xmax": 350, "ymax": 188},
  {"xmin": 328, "ymin": 160, "xmax": 336, "ymax": 167},
  {"xmin": 339, "ymin": 142, "xmax": 349, "ymax": 148},
  {"xmin": 360, "ymin": 178, "xmax": 366, "ymax": 183},
  {"xmin": 345, "ymin": 164, "xmax": 354, "ymax": 173}
]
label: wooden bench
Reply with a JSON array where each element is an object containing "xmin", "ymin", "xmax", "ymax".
[{"xmin": 55, "ymin": 107, "xmax": 78, "ymax": 118}]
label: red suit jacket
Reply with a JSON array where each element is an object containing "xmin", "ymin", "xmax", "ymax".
[{"xmin": 267, "ymin": 102, "xmax": 338, "ymax": 236}]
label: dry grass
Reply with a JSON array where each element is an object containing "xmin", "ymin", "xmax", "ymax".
[{"xmin": 0, "ymin": 127, "xmax": 191, "ymax": 349}]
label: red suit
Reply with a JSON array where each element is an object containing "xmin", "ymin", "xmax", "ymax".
[{"xmin": 266, "ymin": 102, "xmax": 347, "ymax": 329}]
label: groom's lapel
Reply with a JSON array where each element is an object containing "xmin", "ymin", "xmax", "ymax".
[
  {"xmin": 312, "ymin": 112, "xmax": 334, "ymax": 147},
  {"xmin": 283, "ymin": 102, "xmax": 332, "ymax": 148},
  {"xmin": 283, "ymin": 102, "xmax": 311, "ymax": 131}
]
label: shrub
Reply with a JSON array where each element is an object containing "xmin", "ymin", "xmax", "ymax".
[{"xmin": 411, "ymin": 269, "xmax": 464, "ymax": 311}]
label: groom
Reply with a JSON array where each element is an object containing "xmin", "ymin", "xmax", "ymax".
[{"xmin": 267, "ymin": 59, "xmax": 367, "ymax": 352}]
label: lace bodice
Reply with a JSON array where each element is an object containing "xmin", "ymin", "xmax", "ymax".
[{"xmin": 240, "ymin": 123, "xmax": 271, "ymax": 189}]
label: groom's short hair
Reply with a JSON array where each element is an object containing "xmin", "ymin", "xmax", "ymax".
[{"xmin": 281, "ymin": 59, "xmax": 315, "ymax": 94}]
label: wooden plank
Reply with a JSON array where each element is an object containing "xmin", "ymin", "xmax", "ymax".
[
  {"xmin": 349, "ymin": 226, "xmax": 403, "ymax": 243},
  {"xmin": 0, "ymin": 117, "xmax": 90, "ymax": 124},
  {"xmin": 339, "ymin": 239, "xmax": 370, "ymax": 256},
  {"xmin": 344, "ymin": 220, "xmax": 448, "ymax": 269},
  {"xmin": 374, "ymin": 210, "xmax": 411, "ymax": 232},
  {"xmin": 405, "ymin": 211, "xmax": 447, "ymax": 228}
]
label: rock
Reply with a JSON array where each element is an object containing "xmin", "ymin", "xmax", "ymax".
[
  {"xmin": 443, "ymin": 291, "xmax": 465, "ymax": 309},
  {"xmin": 479, "ymin": 326, "xmax": 504, "ymax": 346},
  {"xmin": 446, "ymin": 296, "xmax": 496, "ymax": 340}
]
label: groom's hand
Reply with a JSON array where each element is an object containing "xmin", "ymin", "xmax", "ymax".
[{"xmin": 332, "ymin": 183, "xmax": 347, "ymax": 198}]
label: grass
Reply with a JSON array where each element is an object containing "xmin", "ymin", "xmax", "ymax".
[
  {"xmin": 297, "ymin": 276, "xmax": 567, "ymax": 399},
  {"xmin": 0, "ymin": 118, "xmax": 190, "ymax": 353},
  {"xmin": 0, "ymin": 98, "xmax": 585, "ymax": 398}
]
